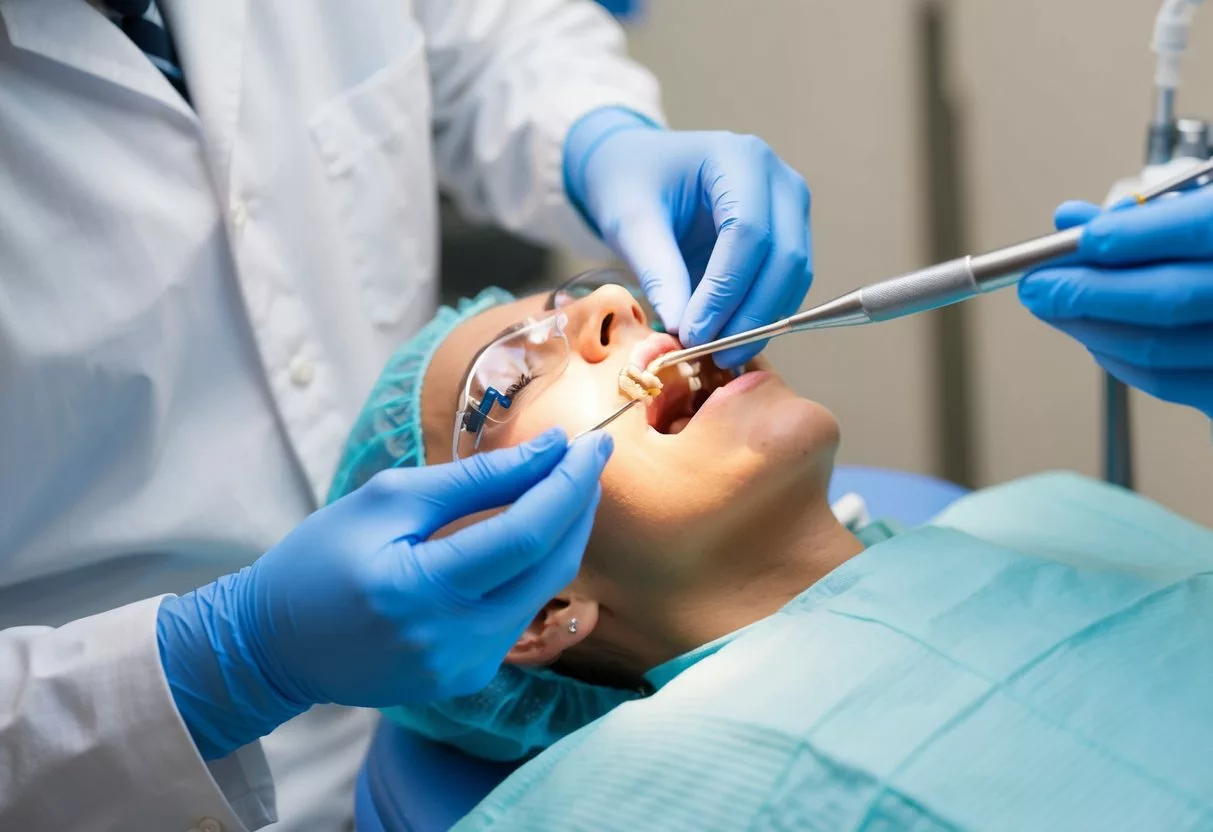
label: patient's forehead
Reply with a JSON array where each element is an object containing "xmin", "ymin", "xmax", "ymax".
[{"xmin": 421, "ymin": 293, "xmax": 549, "ymax": 464}]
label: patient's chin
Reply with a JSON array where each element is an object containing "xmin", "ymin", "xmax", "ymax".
[
  {"xmin": 723, "ymin": 396, "xmax": 838, "ymax": 504},
  {"xmin": 727, "ymin": 379, "xmax": 837, "ymax": 454},
  {"xmin": 665, "ymin": 375, "xmax": 837, "ymax": 495}
]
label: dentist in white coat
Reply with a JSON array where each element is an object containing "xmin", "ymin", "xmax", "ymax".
[{"xmin": 0, "ymin": 1, "xmax": 820, "ymax": 830}]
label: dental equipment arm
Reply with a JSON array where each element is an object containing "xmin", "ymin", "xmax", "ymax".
[
  {"xmin": 647, "ymin": 157, "xmax": 1213, "ymax": 374},
  {"xmin": 1151, "ymin": 0, "xmax": 1205, "ymax": 161}
]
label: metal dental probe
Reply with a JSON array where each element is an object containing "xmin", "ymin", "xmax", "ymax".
[
  {"xmin": 645, "ymin": 156, "xmax": 1213, "ymax": 375},
  {"xmin": 572, "ymin": 156, "xmax": 1213, "ymax": 441},
  {"xmin": 572, "ymin": 397, "xmax": 643, "ymax": 440}
]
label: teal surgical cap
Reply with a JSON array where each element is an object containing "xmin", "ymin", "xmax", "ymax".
[
  {"xmin": 328, "ymin": 287, "xmax": 513, "ymax": 500},
  {"xmin": 327, "ymin": 286, "xmax": 641, "ymax": 762}
]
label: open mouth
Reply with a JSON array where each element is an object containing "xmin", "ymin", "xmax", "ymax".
[
  {"xmin": 649, "ymin": 362, "xmax": 735, "ymax": 434},
  {"xmin": 628, "ymin": 335, "xmax": 738, "ymax": 435}
]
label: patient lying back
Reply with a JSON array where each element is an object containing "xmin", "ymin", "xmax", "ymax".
[
  {"xmin": 360, "ymin": 282, "xmax": 1213, "ymax": 829},
  {"xmin": 456, "ymin": 472, "xmax": 1213, "ymax": 831}
]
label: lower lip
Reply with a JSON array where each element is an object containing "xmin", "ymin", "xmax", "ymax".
[{"xmin": 693, "ymin": 370, "xmax": 773, "ymax": 419}]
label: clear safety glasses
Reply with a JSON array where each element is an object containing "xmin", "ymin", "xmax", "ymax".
[{"xmin": 452, "ymin": 267, "xmax": 661, "ymax": 460}]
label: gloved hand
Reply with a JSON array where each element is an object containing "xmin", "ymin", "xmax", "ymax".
[
  {"xmin": 1018, "ymin": 191, "xmax": 1213, "ymax": 420},
  {"xmin": 564, "ymin": 107, "xmax": 813, "ymax": 367},
  {"xmin": 157, "ymin": 429, "xmax": 612, "ymax": 759}
]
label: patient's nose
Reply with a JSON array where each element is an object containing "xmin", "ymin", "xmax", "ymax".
[{"xmin": 569, "ymin": 285, "xmax": 648, "ymax": 364}]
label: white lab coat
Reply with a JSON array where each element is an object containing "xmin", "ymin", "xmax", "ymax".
[{"xmin": 0, "ymin": 0, "xmax": 661, "ymax": 829}]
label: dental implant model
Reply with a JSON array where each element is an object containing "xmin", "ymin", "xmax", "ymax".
[
  {"xmin": 618, "ymin": 360, "xmax": 707, "ymax": 403},
  {"xmin": 618, "ymin": 363, "xmax": 664, "ymax": 402}
]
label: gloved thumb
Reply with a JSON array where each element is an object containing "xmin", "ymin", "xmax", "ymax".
[
  {"xmin": 1018, "ymin": 201, "xmax": 1102, "ymax": 311},
  {"xmin": 369, "ymin": 429, "xmax": 572, "ymax": 541},
  {"xmin": 605, "ymin": 201, "xmax": 692, "ymax": 333},
  {"xmin": 408, "ymin": 433, "xmax": 612, "ymax": 600},
  {"xmin": 1054, "ymin": 200, "xmax": 1100, "ymax": 230},
  {"xmin": 1017, "ymin": 265, "xmax": 1086, "ymax": 320}
]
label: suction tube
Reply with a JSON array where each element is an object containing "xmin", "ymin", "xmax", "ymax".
[{"xmin": 1150, "ymin": 0, "xmax": 1204, "ymax": 160}]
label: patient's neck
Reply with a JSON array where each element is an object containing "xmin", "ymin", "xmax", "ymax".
[{"xmin": 616, "ymin": 497, "xmax": 864, "ymax": 674}]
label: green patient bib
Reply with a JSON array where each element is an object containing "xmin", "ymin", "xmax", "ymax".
[{"xmin": 455, "ymin": 472, "xmax": 1213, "ymax": 832}]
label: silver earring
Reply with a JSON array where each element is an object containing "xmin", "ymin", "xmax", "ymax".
[{"xmin": 567, "ymin": 618, "xmax": 579, "ymax": 634}]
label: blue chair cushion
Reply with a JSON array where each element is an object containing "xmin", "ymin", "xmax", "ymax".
[
  {"xmin": 828, "ymin": 464, "xmax": 970, "ymax": 528},
  {"xmin": 358, "ymin": 719, "xmax": 521, "ymax": 832}
]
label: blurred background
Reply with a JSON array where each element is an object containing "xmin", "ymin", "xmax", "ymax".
[{"xmin": 440, "ymin": 0, "xmax": 1213, "ymax": 526}]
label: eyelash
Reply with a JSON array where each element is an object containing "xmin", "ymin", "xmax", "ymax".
[{"xmin": 503, "ymin": 373, "xmax": 533, "ymax": 399}]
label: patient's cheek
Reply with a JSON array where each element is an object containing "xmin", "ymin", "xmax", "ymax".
[
  {"xmin": 548, "ymin": 364, "xmax": 617, "ymax": 432},
  {"xmin": 498, "ymin": 366, "xmax": 616, "ymax": 448}
]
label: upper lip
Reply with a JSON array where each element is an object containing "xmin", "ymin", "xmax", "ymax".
[{"xmin": 629, "ymin": 333, "xmax": 682, "ymax": 371}]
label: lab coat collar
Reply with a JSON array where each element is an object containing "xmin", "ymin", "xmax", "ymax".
[
  {"xmin": 0, "ymin": 0, "xmax": 192, "ymax": 119},
  {"xmin": 0, "ymin": 0, "xmax": 250, "ymax": 200},
  {"xmin": 160, "ymin": 0, "xmax": 248, "ymax": 197}
]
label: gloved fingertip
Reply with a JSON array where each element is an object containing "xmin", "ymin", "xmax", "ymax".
[
  {"xmin": 566, "ymin": 431, "xmax": 614, "ymax": 474},
  {"xmin": 683, "ymin": 299, "xmax": 736, "ymax": 347},
  {"xmin": 1017, "ymin": 272, "xmax": 1067, "ymax": 320},
  {"xmin": 527, "ymin": 427, "xmax": 569, "ymax": 453},
  {"xmin": 1078, "ymin": 220, "xmax": 1115, "ymax": 261},
  {"xmin": 1056, "ymin": 199, "xmax": 1099, "ymax": 215},
  {"xmin": 712, "ymin": 343, "xmax": 761, "ymax": 369},
  {"xmin": 1053, "ymin": 200, "xmax": 1101, "ymax": 233},
  {"xmin": 637, "ymin": 279, "xmax": 688, "ymax": 336},
  {"xmin": 657, "ymin": 306, "xmax": 682, "ymax": 336},
  {"xmin": 680, "ymin": 320, "xmax": 709, "ymax": 349},
  {"xmin": 595, "ymin": 432, "xmax": 615, "ymax": 464},
  {"xmin": 1016, "ymin": 274, "xmax": 1039, "ymax": 303}
]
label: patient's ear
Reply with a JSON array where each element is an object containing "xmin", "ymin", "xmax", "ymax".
[{"xmin": 504, "ymin": 593, "xmax": 598, "ymax": 667}]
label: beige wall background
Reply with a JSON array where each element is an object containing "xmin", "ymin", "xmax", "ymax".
[
  {"xmin": 620, "ymin": 1, "xmax": 937, "ymax": 476},
  {"xmin": 951, "ymin": 0, "xmax": 1213, "ymax": 524},
  {"xmin": 561, "ymin": 0, "xmax": 1212, "ymax": 525}
]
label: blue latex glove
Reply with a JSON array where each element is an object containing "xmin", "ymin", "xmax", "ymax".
[
  {"xmin": 564, "ymin": 107, "xmax": 813, "ymax": 367},
  {"xmin": 157, "ymin": 429, "xmax": 612, "ymax": 760},
  {"xmin": 1019, "ymin": 191, "xmax": 1213, "ymax": 420}
]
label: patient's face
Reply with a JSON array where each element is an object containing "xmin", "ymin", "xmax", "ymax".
[{"xmin": 421, "ymin": 286, "xmax": 841, "ymax": 602}]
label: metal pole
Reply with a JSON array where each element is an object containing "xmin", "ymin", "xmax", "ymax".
[
  {"xmin": 1103, "ymin": 378, "xmax": 1134, "ymax": 488},
  {"xmin": 1106, "ymin": 95, "xmax": 1177, "ymax": 489},
  {"xmin": 919, "ymin": 0, "xmax": 976, "ymax": 488}
]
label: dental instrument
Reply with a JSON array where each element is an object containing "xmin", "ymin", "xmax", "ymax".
[
  {"xmin": 575, "ymin": 154, "xmax": 1213, "ymax": 442},
  {"xmin": 572, "ymin": 397, "xmax": 643, "ymax": 440},
  {"xmin": 573, "ymin": 363, "xmax": 676, "ymax": 440},
  {"xmin": 644, "ymin": 155, "xmax": 1213, "ymax": 375},
  {"xmin": 573, "ymin": 364, "xmax": 665, "ymax": 440}
]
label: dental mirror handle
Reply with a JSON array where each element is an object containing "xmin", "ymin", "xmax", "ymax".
[
  {"xmin": 788, "ymin": 224, "xmax": 1085, "ymax": 329},
  {"xmin": 649, "ymin": 226, "xmax": 1083, "ymax": 371}
]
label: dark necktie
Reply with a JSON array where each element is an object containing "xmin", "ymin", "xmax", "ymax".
[{"xmin": 102, "ymin": 0, "xmax": 190, "ymax": 103}]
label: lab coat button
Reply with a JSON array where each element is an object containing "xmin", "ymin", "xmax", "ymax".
[
  {"xmin": 195, "ymin": 819, "xmax": 223, "ymax": 832},
  {"xmin": 230, "ymin": 200, "xmax": 248, "ymax": 230},
  {"xmin": 289, "ymin": 355, "xmax": 315, "ymax": 387}
]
